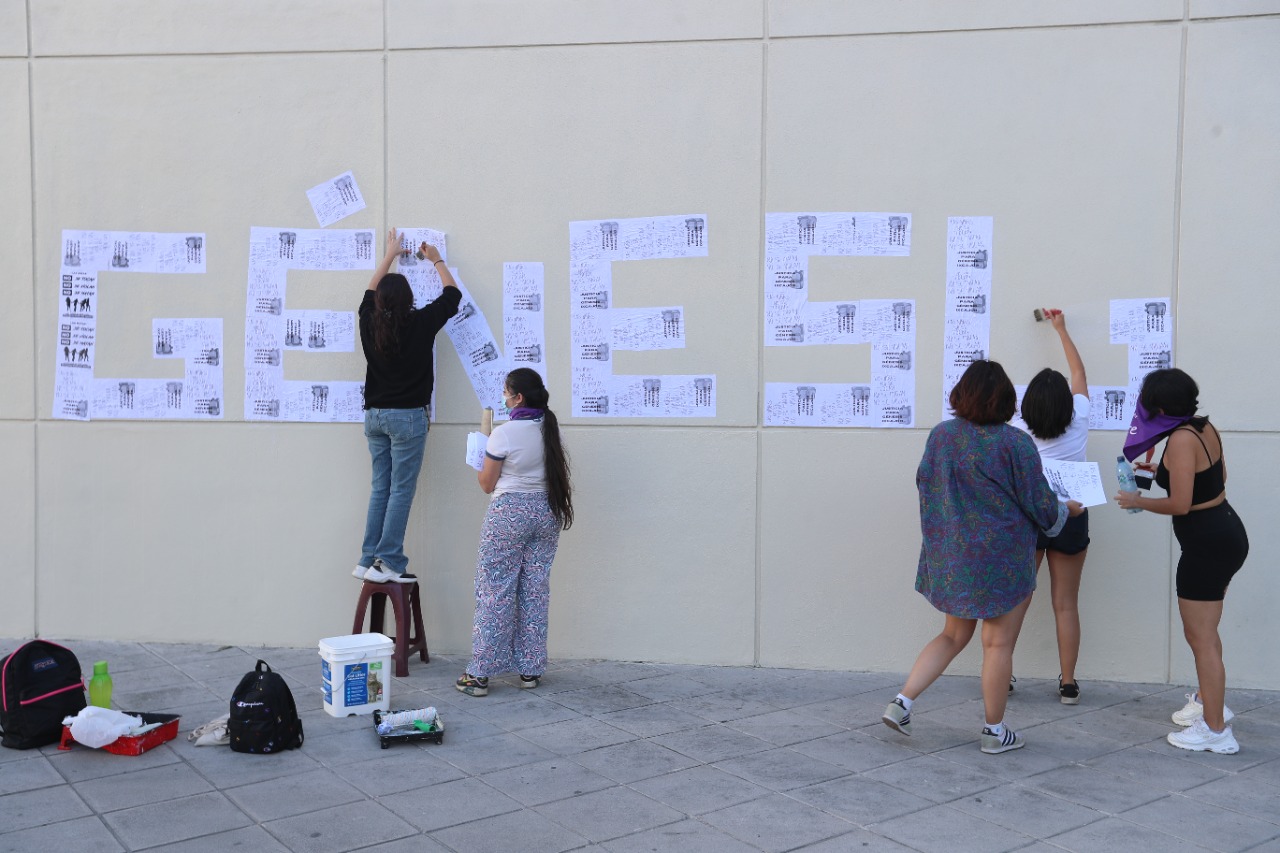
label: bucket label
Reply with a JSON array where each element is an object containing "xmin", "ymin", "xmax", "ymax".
[
  {"xmin": 322, "ymin": 659, "xmax": 331, "ymax": 682},
  {"xmin": 343, "ymin": 663, "xmax": 368, "ymax": 706},
  {"xmin": 368, "ymin": 661, "xmax": 384, "ymax": 703},
  {"xmin": 322, "ymin": 678, "xmax": 332, "ymax": 705}
]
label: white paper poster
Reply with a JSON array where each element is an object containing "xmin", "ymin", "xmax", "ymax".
[
  {"xmin": 942, "ymin": 217, "xmax": 993, "ymax": 412},
  {"xmin": 306, "ymin": 171, "xmax": 367, "ymax": 227},
  {"xmin": 1041, "ymin": 459, "xmax": 1108, "ymax": 508},
  {"xmin": 1096, "ymin": 297, "xmax": 1173, "ymax": 430}
]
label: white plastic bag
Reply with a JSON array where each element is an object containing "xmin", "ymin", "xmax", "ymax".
[{"xmin": 65, "ymin": 706, "xmax": 142, "ymax": 748}]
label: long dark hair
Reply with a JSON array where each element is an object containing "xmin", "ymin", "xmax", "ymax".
[
  {"xmin": 507, "ymin": 368, "xmax": 573, "ymax": 530},
  {"xmin": 372, "ymin": 273, "xmax": 413, "ymax": 358},
  {"xmin": 1140, "ymin": 368, "xmax": 1209, "ymax": 431},
  {"xmin": 1020, "ymin": 367, "xmax": 1073, "ymax": 439}
]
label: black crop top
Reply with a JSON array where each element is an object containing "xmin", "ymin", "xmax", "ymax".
[{"xmin": 1155, "ymin": 424, "xmax": 1225, "ymax": 505}]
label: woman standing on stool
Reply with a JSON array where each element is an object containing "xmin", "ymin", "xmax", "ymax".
[
  {"xmin": 457, "ymin": 368, "xmax": 573, "ymax": 696},
  {"xmin": 354, "ymin": 229, "xmax": 460, "ymax": 584},
  {"xmin": 1013, "ymin": 309, "xmax": 1092, "ymax": 704},
  {"xmin": 1117, "ymin": 368, "xmax": 1248, "ymax": 754}
]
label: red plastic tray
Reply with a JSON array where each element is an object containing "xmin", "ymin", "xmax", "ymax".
[{"xmin": 58, "ymin": 712, "xmax": 180, "ymax": 755}]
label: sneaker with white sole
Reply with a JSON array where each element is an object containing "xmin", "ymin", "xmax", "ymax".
[
  {"xmin": 518, "ymin": 675, "xmax": 540, "ymax": 689},
  {"xmin": 1172, "ymin": 692, "xmax": 1235, "ymax": 727},
  {"xmin": 352, "ymin": 565, "xmax": 371, "ymax": 580},
  {"xmin": 364, "ymin": 565, "xmax": 417, "ymax": 584},
  {"xmin": 881, "ymin": 698, "xmax": 911, "ymax": 736},
  {"xmin": 1167, "ymin": 719, "xmax": 1239, "ymax": 754},
  {"xmin": 980, "ymin": 726, "xmax": 1025, "ymax": 754},
  {"xmin": 1058, "ymin": 676, "xmax": 1081, "ymax": 705}
]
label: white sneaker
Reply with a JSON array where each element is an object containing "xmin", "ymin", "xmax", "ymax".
[
  {"xmin": 1171, "ymin": 692, "xmax": 1235, "ymax": 727},
  {"xmin": 881, "ymin": 698, "xmax": 912, "ymax": 736},
  {"xmin": 352, "ymin": 565, "xmax": 371, "ymax": 580},
  {"xmin": 364, "ymin": 566, "xmax": 417, "ymax": 584},
  {"xmin": 1167, "ymin": 719, "xmax": 1239, "ymax": 754},
  {"xmin": 980, "ymin": 726, "xmax": 1026, "ymax": 754}
]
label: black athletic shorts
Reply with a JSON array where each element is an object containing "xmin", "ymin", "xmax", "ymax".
[
  {"xmin": 1173, "ymin": 501, "xmax": 1249, "ymax": 602},
  {"xmin": 1037, "ymin": 508, "xmax": 1090, "ymax": 555}
]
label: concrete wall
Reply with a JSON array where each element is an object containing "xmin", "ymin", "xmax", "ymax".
[{"xmin": 4, "ymin": 2, "xmax": 1278, "ymax": 688}]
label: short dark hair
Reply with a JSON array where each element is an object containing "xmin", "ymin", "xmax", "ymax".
[
  {"xmin": 1139, "ymin": 368, "xmax": 1199, "ymax": 418},
  {"xmin": 950, "ymin": 360, "xmax": 1016, "ymax": 425},
  {"xmin": 1020, "ymin": 368, "xmax": 1074, "ymax": 439}
]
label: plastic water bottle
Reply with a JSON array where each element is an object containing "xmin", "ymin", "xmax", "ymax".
[
  {"xmin": 88, "ymin": 661, "xmax": 113, "ymax": 708},
  {"xmin": 1116, "ymin": 456, "xmax": 1143, "ymax": 514}
]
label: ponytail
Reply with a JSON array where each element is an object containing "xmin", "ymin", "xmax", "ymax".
[{"xmin": 505, "ymin": 368, "xmax": 573, "ymax": 529}]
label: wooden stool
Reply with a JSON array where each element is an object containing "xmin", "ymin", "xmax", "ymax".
[{"xmin": 352, "ymin": 580, "xmax": 429, "ymax": 677}]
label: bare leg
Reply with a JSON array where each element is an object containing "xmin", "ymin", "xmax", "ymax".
[
  {"xmin": 1179, "ymin": 598, "xmax": 1227, "ymax": 731},
  {"xmin": 980, "ymin": 596, "xmax": 1032, "ymax": 725},
  {"xmin": 1047, "ymin": 548, "xmax": 1087, "ymax": 684},
  {"xmin": 902, "ymin": 615, "xmax": 977, "ymax": 700}
]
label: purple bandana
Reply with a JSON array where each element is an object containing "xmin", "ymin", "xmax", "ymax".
[
  {"xmin": 1122, "ymin": 404, "xmax": 1193, "ymax": 462},
  {"xmin": 508, "ymin": 407, "xmax": 544, "ymax": 421}
]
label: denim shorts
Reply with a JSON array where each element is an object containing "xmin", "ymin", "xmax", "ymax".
[{"xmin": 1037, "ymin": 508, "xmax": 1090, "ymax": 555}]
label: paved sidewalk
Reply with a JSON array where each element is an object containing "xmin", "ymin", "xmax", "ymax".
[{"xmin": 2, "ymin": 639, "xmax": 1279, "ymax": 852}]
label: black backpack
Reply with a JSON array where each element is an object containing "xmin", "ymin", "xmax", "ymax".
[
  {"xmin": 1, "ymin": 640, "xmax": 88, "ymax": 750},
  {"xmin": 228, "ymin": 660, "xmax": 304, "ymax": 754}
]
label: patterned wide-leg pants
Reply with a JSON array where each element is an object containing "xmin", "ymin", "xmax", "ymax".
[{"xmin": 468, "ymin": 492, "xmax": 561, "ymax": 679}]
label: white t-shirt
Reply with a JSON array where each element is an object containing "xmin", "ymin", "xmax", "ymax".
[
  {"xmin": 1013, "ymin": 394, "xmax": 1090, "ymax": 462},
  {"xmin": 485, "ymin": 419, "xmax": 547, "ymax": 496}
]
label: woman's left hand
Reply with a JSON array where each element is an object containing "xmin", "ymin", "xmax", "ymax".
[
  {"xmin": 1114, "ymin": 490, "xmax": 1141, "ymax": 510},
  {"xmin": 384, "ymin": 228, "xmax": 402, "ymax": 259}
]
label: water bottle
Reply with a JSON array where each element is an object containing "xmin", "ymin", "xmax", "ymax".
[
  {"xmin": 1116, "ymin": 456, "xmax": 1143, "ymax": 514},
  {"xmin": 88, "ymin": 661, "xmax": 113, "ymax": 708}
]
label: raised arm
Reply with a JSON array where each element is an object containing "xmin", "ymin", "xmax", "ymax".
[
  {"xmin": 418, "ymin": 243, "xmax": 458, "ymax": 291},
  {"xmin": 368, "ymin": 228, "xmax": 403, "ymax": 291},
  {"xmin": 1045, "ymin": 309, "xmax": 1087, "ymax": 396}
]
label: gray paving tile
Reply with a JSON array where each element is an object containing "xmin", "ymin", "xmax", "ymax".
[
  {"xmin": 860, "ymin": 717, "xmax": 978, "ymax": 754},
  {"xmin": 111, "ymin": 682, "xmax": 222, "ymax": 712},
  {"xmin": 596, "ymin": 704, "xmax": 715, "ymax": 738},
  {"xmin": 435, "ymin": 731, "xmax": 557, "ymax": 775},
  {"xmin": 794, "ymin": 694, "xmax": 899, "ymax": 729},
  {"xmin": 1016, "ymin": 719, "xmax": 1134, "ymax": 763},
  {"xmin": 0, "ymin": 815, "xmax": 123, "ymax": 853},
  {"xmin": 722, "ymin": 679, "xmax": 858, "ymax": 711},
  {"xmin": 1047, "ymin": 706, "xmax": 1180, "ymax": 746},
  {"xmin": 348, "ymin": 835, "xmax": 452, "ymax": 853},
  {"xmin": 0, "ymin": 754, "xmax": 64, "ymax": 795},
  {"xmin": 1084, "ymin": 745, "xmax": 1231, "ymax": 792},
  {"xmin": 948, "ymin": 781, "xmax": 1104, "ymax": 838},
  {"xmin": 179, "ymin": 738, "xmax": 321, "ymax": 787},
  {"xmin": 629, "ymin": 765, "xmax": 770, "ymax": 815},
  {"xmin": 600, "ymin": 818, "xmax": 760, "ymax": 853},
  {"xmin": 1021, "ymin": 763, "xmax": 1170, "ymax": 814},
  {"xmin": 0, "ymin": 784, "xmax": 92, "ymax": 833},
  {"xmin": 789, "ymin": 730, "xmax": 921, "ymax": 773},
  {"xmin": 571, "ymin": 739, "xmax": 699, "ymax": 783},
  {"xmin": 263, "ymin": 800, "xmax": 416, "ymax": 853},
  {"xmin": 931, "ymin": 737, "xmax": 1074, "ymax": 780},
  {"xmin": 790, "ymin": 774, "xmax": 935, "ymax": 826},
  {"xmin": 701, "ymin": 792, "xmax": 853, "ymax": 852},
  {"xmin": 516, "ymin": 716, "xmax": 635, "ymax": 755},
  {"xmin": 223, "ymin": 767, "xmax": 365, "ymax": 821},
  {"xmin": 146, "ymin": 826, "xmax": 292, "ymax": 853},
  {"xmin": 48, "ymin": 740, "xmax": 182, "ymax": 783},
  {"xmin": 171, "ymin": 650, "xmax": 261, "ymax": 682},
  {"xmin": 669, "ymin": 692, "xmax": 782, "ymax": 723},
  {"xmin": 102, "ymin": 791, "xmax": 251, "ymax": 850},
  {"xmin": 1047, "ymin": 815, "xmax": 1215, "ymax": 852},
  {"xmin": 462, "ymin": 692, "xmax": 585, "ymax": 732},
  {"xmin": 303, "ymin": 725, "xmax": 402, "ymax": 767},
  {"xmin": 480, "ymin": 758, "xmax": 616, "ymax": 806},
  {"xmin": 64, "ymin": 641, "xmax": 166, "ymax": 675},
  {"xmin": 331, "ymin": 749, "xmax": 465, "ymax": 797},
  {"xmin": 868, "ymin": 803, "xmax": 1035, "ymax": 853},
  {"xmin": 534, "ymin": 786, "xmax": 684, "ymax": 843},
  {"xmin": 382, "ymin": 777, "xmax": 522, "ymax": 832},
  {"xmin": 576, "ymin": 661, "xmax": 669, "ymax": 684},
  {"xmin": 432, "ymin": 807, "xmax": 589, "ymax": 853},
  {"xmin": 535, "ymin": 669, "xmax": 609, "ymax": 695},
  {"xmin": 1238, "ymin": 757, "xmax": 1280, "ymax": 789},
  {"xmin": 787, "ymin": 828, "xmax": 915, "ymax": 851},
  {"xmin": 713, "ymin": 746, "xmax": 848, "ymax": 792},
  {"xmin": 621, "ymin": 673, "xmax": 720, "ymax": 702},
  {"xmin": 1186, "ymin": 768, "xmax": 1280, "ymax": 826},
  {"xmin": 547, "ymin": 685, "xmax": 656, "ymax": 717},
  {"xmin": 74, "ymin": 761, "xmax": 213, "ymax": 812},
  {"xmin": 144, "ymin": 642, "xmax": 242, "ymax": 664},
  {"xmin": 1119, "ymin": 794, "xmax": 1280, "ymax": 850},
  {"xmin": 863, "ymin": 754, "xmax": 1005, "ymax": 804},
  {"xmin": 722, "ymin": 708, "xmax": 846, "ymax": 746},
  {"xmin": 652, "ymin": 724, "xmax": 771, "ymax": 763}
]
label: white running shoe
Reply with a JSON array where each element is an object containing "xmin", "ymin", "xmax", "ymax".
[
  {"xmin": 364, "ymin": 565, "xmax": 417, "ymax": 584},
  {"xmin": 1167, "ymin": 719, "xmax": 1239, "ymax": 754},
  {"xmin": 352, "ymin": 565, "xmax": 371, "ymax": 579},
  {"xmin": 1171, "ymin": 692, "xmax": 1235, "ymax": 727},
  {"xmin": 980, "ymin": 726, "xmax": 1026, "ymax": 754},
  {"xmin": 881, "ymin": 698, "xmax": 911, "ymax": 736}
]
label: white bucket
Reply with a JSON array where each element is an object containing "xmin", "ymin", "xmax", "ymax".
[{"xmin": 318, "ymin": 633, "xmax": 393, "ymax": 717}]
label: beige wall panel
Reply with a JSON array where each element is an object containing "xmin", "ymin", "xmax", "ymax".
[
  {"xmin": 31, "ymin": 54, "xmax": 382, "ymax": 418},
  {"xmin": 1191, "ymin": 0, "xmax": 1280, "ymax": 17},
  {"xmin": 0, "ymin": 0, "xmax": 25, "ymax": 56},
  {"xmin": 766, "ymin": 26, "xmax": 1181, "ymax": 425},
  {"xmin": 390, "ymin": 0, "xmax": 762, "ymax": 49},
  {"xmin": 31, "ymin": 0, "xmax": 382, "ymax": 56},
  {"xmin": 0, "ymin": 61, "xmax": 33, "ymax": 420},
  {"xmin": 770, "ymin": 0, "xmax": 1181, "ymax": 37},
  {"xmin": 388, "ymin": 43, "xmax": 763, "ymax": 428},
  {"xmin": 0, "ymin": 424, "xmax": 36, "ymax": 639},
  {"xmin": 36, "ymin": 422, "xmax": 372, "ymax": 645},
  {"xmin": 1167, "ymin": 433, "xmax": 1278, "ymax": 689},
  {"xmin": 420, "ymin": 426, "xmax": 758, "ymax": 664},
  {"xmin": 758, "ymin": 431, "xmax": 1172, "ymax": 677},
  {"xmin": 1178, "ymin": 19, "xmax": 1280, "ymax": 430}
]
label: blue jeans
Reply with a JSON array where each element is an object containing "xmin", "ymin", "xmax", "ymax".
[{"xmin": 361, "ymin": 407, "xmax": 428, "ymax": 575}]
